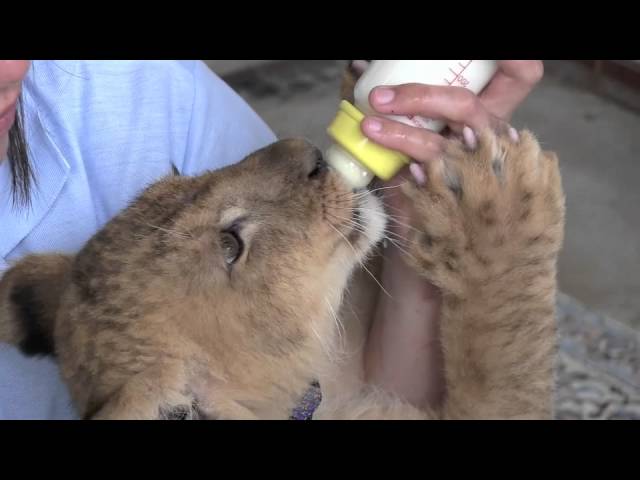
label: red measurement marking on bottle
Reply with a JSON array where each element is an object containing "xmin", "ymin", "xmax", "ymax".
[{"xmin": 444, "ymin": 60, "xmax": 473, "ymax": 88}]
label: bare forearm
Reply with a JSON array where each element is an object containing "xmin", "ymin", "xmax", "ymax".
[{"xmin": 364, "ymin": 245, "xmax": 445, "ymax": 409}]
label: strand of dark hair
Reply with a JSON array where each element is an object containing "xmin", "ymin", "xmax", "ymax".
[{"xmin": 7, "ymin": 96, "xmax": 34, "ymax": 209}]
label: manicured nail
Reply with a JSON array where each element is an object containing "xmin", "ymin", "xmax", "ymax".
[
  {"xmin": 373, "ymin": 87, "xmax": 395, "ymax": 105},
  {"xmin": 364, "ymin": 118, "xmax": 383, "ymax": 133},
  {"xmin": 462, "ymin": 126, "xmax": 477, "ymax": 150},
  {"xmin": 410, "ymin": 162, "xmax": 426, "ymax": 186},
  {"xmin": 509, "ymin": 127, "xmax": 520, "ymax": 143}
]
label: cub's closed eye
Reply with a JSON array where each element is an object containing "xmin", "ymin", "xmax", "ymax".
[{"xmin": 220, "ymin": 231, "xmax": 243, "ymax": 265}]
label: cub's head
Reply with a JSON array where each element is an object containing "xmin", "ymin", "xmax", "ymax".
[{"xmin": 71, "ymin": 138, "xmax": 386, "ymax": 389}]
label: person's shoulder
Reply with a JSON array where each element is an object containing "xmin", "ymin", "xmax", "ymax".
[
  {"xmin": 27, "ymin": 60, "xmax": 204, "ymax": 99},
  {"xmin": 85, "ymin": 60, "xmax": 201, "ymax": 90},
  {"xmin": 24, "ymin": 61, "xmax": 210, "ymax": 133},
  {"xmin": 46, "ymin": 60, "xmax": 200, "ymax": 76},
  {"xmin": 21, "ymin": 61, "xmax": 211, "ymax": 172}
]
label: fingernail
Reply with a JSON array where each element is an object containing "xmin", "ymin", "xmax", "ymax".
[
  {"xmin": 509, "ymin": 127, "xmax": 520, "ymax": 143},
  {"xmin": 410, "ymin": 162, "xmax": 426, "ymax": 186},
  {"xmin": 462, "ymin": 126, "xmax": 477, "ymax": 150},
  {"xmin": 373, "ymin": 87, "xmax": 395, "ymax": 105},
  {"xmin": 363, "ymin": 118, "xmax": 383, "ymax": 133}
]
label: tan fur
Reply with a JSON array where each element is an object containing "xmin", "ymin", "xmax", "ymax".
[
  {"xmin": 322, "ymin": 127, "xmax": 564, "ymax": 420},
  {"xmin": 0, "ymin": 139, "xmax": 386, "ymax": 419},
  {"xmin": 0, "ymin": 255, "xmax": 72, "ymax": 348},
  {"xmin": 0, "ymin": 64, "xmax": 564, "ymax": 419},
  {"xmin": 317, "ymin": 64, "xmax": 565, "ymax": 419}
]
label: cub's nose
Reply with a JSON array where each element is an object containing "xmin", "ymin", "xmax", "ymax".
[
  {"xmin": 306, "ymin": 147, "xmax": 327, "ymax": 180},
  {"xmin": 265, "ymin": 138, "xmax": 327, "ymax": 181}
]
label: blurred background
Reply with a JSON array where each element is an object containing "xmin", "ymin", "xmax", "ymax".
[{"xmin": 205, "ymin": 60, "xmax": 640, "ymax": 419}]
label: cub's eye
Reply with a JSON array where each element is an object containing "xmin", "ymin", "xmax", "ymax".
[{"xmin": 220, "ymin": 231, "xmax": 243, "ymax": 265}]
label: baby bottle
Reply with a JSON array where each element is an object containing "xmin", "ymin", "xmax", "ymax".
[{"xmin": 325, "ymin": 60, "xmax": 499, "ymax": 189}]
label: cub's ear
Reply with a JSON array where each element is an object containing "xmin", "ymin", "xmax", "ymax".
[{"xmin": 0, "ymin": 254, "xmax": 73, "ymax": 356}]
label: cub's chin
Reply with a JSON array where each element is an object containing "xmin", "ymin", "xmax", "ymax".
[{"xmin": 349, "ymin": 191, "xmax": 386, "ymax": 262}]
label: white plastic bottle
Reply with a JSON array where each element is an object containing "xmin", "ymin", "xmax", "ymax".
[{"xmin": 326, "ymin": 60, "xmax": 499, "ymax": 189}]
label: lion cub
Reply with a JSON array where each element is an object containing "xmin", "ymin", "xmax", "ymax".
[
  {"xmin": 0, "ymin": 139, "xmax": 386, "ymax": 419},
  {"xmin": 1, "ymin": 67, "xmax": 564, "ymax": 419}
]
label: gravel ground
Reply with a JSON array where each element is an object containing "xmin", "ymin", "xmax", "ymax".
[{"xmin": 556, "ymin": 293, "xmax": 640, "ymax": 420}]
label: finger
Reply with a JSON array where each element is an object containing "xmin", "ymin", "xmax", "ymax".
[
  {"xmin": 369, "ymin": 83, "xmax": 493, "ymax": 132},
  {"xmin": 496, "ymin": 60, "xmax": 545, "ymax": 85},
  {"xmin": 479, "ymin": 60, "xmax": 544, "ymax": 119},
  {"xmin": 350, "ymin": 60, "xmax": 371, "ymax": 76},
  {"xmin": 361, "ymin": 116, "xmax": 446, "ymax": 163}
]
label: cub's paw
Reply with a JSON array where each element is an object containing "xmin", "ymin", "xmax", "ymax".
[{"xmin": 403, "ymin": 127, "xmax": 565, "ymax": 295}]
